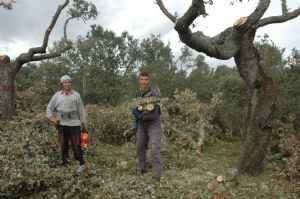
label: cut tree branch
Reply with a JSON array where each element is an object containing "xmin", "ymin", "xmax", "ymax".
[
  {"xmin": 236, "ymin": 0, "xmax": 270, "ymax": 31},
  {"xmin": 30, "ymin": 44, "xmax": 73, "ymax": 62}
]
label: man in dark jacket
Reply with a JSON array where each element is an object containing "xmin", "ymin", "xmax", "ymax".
[{"xmin": 133, "ymin": 72, "xmax": 163, "ymax": 181}]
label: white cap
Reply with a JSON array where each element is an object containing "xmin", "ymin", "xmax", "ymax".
[{"xmin": 60, "ymin": 75, "xmax": 72, "ymax": 84}]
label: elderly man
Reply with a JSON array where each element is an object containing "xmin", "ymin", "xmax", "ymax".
[
  {"xmin": 133, "ymin": 72, "xmax": 163, "ymax": 181},
  {"xmin": 47, "ymin": 75, "xmax": 87, "ymax": 174}
]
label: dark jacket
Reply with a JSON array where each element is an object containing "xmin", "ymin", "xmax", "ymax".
[{"xmin": 134, "ymin": 86, "xmax": 161, "ymax": 121}]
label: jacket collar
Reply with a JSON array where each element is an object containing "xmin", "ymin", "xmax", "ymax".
[{"xmin": 61, "ymin": 89, "xmax": 73, "ymax": 96}]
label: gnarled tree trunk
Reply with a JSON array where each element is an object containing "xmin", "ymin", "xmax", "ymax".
[
  {"xmin": 0, "ymin": 56, "xmax": 16, "ymax": 120},
  {"xmin": 234, "ymin": 30, "xmax": 275, "ymax": 174}
]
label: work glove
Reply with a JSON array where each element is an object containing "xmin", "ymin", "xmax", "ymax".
[
  {"xmin": 131, "ymin": 122, "xmax": 138, "ymax": 130},
  {"xmin": 49, "ymin": 116, "xmax": 59, "ymax": 126}
]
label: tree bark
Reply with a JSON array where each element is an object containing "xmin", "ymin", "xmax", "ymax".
[
  {"xmin": 0, "ymin": 56, "xmax": 16, "ymax": 120},
  {"xmin": 234, "ymin": 30, "xmax": 275, "ymax": 174}
]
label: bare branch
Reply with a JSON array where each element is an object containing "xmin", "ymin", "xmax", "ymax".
[
  {"xmin": 174, "ymin": 0, "xmax": 206, "ymax": 34},
  {"xmin": 281, "ymin": 0, "xmax": 288, "ymax": 14},
  {"xmin": 30, "ymin": 44, "xmax": 73, "ymax": 62},
  {"xmin": 40, "ymin": 0, "xmax": 70, "ymax": 51},
  {"xmin": 64, "ymin": 16, "xmax": 75, "ymax": 41},
  {"xmin": 257, "ymin": 7, "xmax": 300, "ymax": 28},
  {"xmin": 155, "ymin": 0, "xmax": 176, "ymax": 23},
  {"xmin": 15, "ymin": 0, "xmax": 70, "ymax": 67}
]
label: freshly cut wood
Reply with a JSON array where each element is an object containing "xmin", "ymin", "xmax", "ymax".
[
  {"xmin": 0, "ymin": 120, "xmax": 7, "ymax": 124},
  {"xmin": 234, "ymin": 17, "xmax": 248, "ymax": 27},
  {"xmin": 85, "ymin": 162, "xmax": 92, "ymax": 171},
  {"xmin": 194, "ymin": 145, "xmax": 203, "ymax": 154},
  {"xmin": 216, "ymin": 175, "xmax": 224, "ymax": 183},
  {"xmin": 0, "ymin": 55, "xmax": 7, "ymax": 61},
  {"xmin": 214, "ymin": 193, "xmax": 225, "ymax": 199},
  {"xmin": 207, "ymin": 182, "xmax": 213, "ymax": 191}
]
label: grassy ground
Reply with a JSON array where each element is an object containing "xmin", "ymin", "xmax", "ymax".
[
  {"xmin": 83, "ymin": 138, "xmax": 300, "ymax": 199},
  {"xmin": 1, "ymin": 117, "xmax": 300, "ymax": 199}
]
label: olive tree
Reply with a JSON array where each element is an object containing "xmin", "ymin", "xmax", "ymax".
[
  {"xmin": 0, "ymin": 0, "xmax": 97, "ymax": 120},
  {"xmin": 155, "ymin": 0, "xmax": 300, "ymax": 174}
]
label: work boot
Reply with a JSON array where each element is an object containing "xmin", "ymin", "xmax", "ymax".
[
  {"xmin": 153, "ymin": 177, "xmax": 161, "ymax": 197},
  {"xmin": 136, "ymin": 169, "xmax": 146, "ymax": 176},
  {"xmin": 76, "ymin": 164, "xmax": 86, "ymax": 175},
  {"xmin": 152, "ymin": 176, "xmax": 161, "ymax": 182},
  {"xmin": 60, "ymin": 159, "xmax": 69, "ymax": 167}
]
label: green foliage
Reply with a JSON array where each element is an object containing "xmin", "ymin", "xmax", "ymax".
[
  {"xmin": 67, "ymin": 0, "xmax": 98, "ymax": 22},
  {"xmin": 138, "ymin": 35, "xmax": 179, "ymax": 97},
  {"xmin": 86, "ymin": 103, "xmax": 135, "ymax": 145},
  {"xmin": 272, "ymin": 116, "xmax": 300, "ymax": 180},
  {"xmin": 16, "ymin": 82, "xmax": 50, "ymax": 113},
  {"xmin": 212, "ymin": 71, "xmax": 250, "ymax": 137},
  {"xmin": 255, "ymin": 34, "xmax": 285, "ymax": 77},
  {"xmin": 1, "ymin": 115, "xmax": 299, "ymax": 198},
  {"xmin": 15, "ymin": 63, "xmax": 39, "ymax": 91},
  {"xmin": 18, "ymin": 62, "xmax": 70, "ymax": 89},
  {"xmin": 84, "ymin": 89, "xmax": 222, "ymax": 148},
  {"xmin": 0, "ymin": 0, "xmax": 15, "ymax": 10},
  {"xmin": 14, "ymin": 27, "xmax": 300, "ymax": 143},
  {"xmin": 187, "ymin": 54, "xmax": 214, "ymax": 101},
  {"xmin": 274, "ymin": 48, "xmax": 300, "ymax": 130},
  {"xmin": 52, "ymin": 25, "xmax": 139, "ymax": 105},
  {"xmin": 162, "ymin": 89, "xmax": 221, "ymax": 149}
]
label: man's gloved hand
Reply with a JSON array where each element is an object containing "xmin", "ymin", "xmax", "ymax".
[
  {"xmin": 49, "ymin": 116, "xmax": 59, "ymax": 126},
  {"xmin": 131, "ymin": 122, "xmax": 138, "ymax": 130}
]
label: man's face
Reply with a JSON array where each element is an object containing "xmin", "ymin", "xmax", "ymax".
[
  {"xmin": 139, "ymin": 75, "xmax": 150, "ymax": 88},
  {"xmin": 62, "ymin": 80, "xmax": 72, "ymax": 91}
]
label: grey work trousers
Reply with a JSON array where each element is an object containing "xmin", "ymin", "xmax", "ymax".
[{"xmin": 136, "ymin": 117, "xmax": 162, "ymax": 178}]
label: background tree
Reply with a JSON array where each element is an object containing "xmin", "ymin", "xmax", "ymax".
[
  {"xmin": 0, "ymin": 0, "xmax": 15, "ymax": 10},
  {"xmin": 0, "ymin": 0, "xmax": 98, "ymax": 120},
  {"xmin": 47, "ymin": 25, "xmax": 139, "ymax": 105},
  {"xmin": 187, "ymin": 54, "xmax": 213, "ymax": 102},
  {"xmin": 274, "ymin": 48, "xmax": 300, "ymax": 129},
  {"xmin": 212, "ymin": 66, "xmax": 250, "ymax": 138},
  {"xmin": 155, "ymin": 0, "xmax": 300, "ymax": 174},
  {"xmin": 138, "ymin": 34, "xmax": 184, "ymax": 97}
]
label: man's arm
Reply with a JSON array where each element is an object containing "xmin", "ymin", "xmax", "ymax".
[
  {"xmin": 150, "ymin": 86, "xmax": 161, "ymax": 101},
  {"xmin": 47, "ymin": 93, "xmax": 60, "ymax": 126},
  {"xmin": 77, "ymin": 94, "xmax": 87, "ymax": 126},
  {"xmin": 46, "ymin": 93, "xmax": 57, "ymax": 119}
]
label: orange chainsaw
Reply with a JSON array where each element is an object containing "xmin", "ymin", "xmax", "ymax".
[{"xmin": 80, "ymin": 130, "xmax": 89, "ymax": 149}]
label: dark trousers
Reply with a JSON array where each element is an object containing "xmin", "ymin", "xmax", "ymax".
[
  {"xmin": 57, "ymin": 125, "xmax": 85, "ymax": 165},
  {"xmin": 136, "ymin": 117, "xmax": 162, "ymax": 178}
]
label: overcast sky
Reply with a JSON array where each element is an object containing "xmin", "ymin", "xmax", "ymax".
[{"xmin": 0, "ymin": 0, "xmax": 299, "ymax": 67}]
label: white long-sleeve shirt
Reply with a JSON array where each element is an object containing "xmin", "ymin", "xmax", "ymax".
[{"xmin": 47, "ymin": 90, "xmax": 86, "ymax": 126}]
